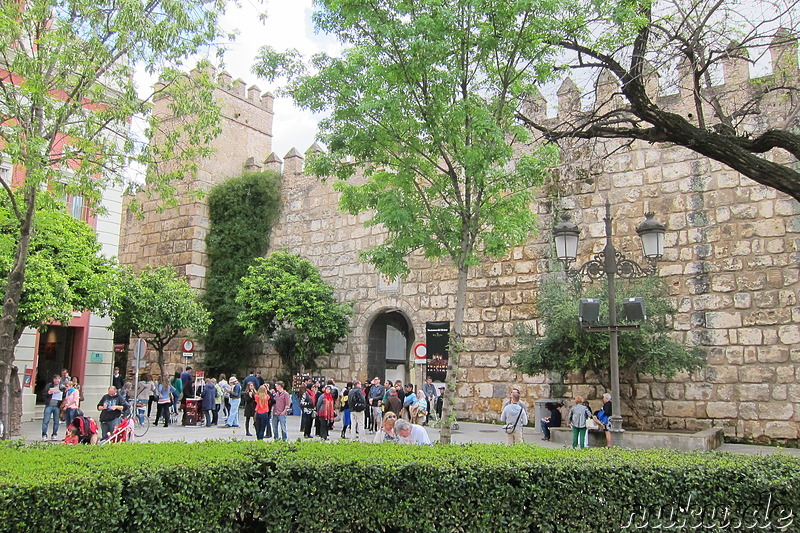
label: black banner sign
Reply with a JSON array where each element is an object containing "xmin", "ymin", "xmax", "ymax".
[{"xmin": 425, "ymin": 321, "xmax": 450, "ymax": 382}]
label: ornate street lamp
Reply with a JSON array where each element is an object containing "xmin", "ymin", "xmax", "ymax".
[{"xmin": 553, "ymin": 200, "xmax": 666, "ymax": 447}]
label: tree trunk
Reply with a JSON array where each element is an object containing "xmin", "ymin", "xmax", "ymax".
[
  {"xmin": 438, "ymin": 263, "xmax": 469, "ymax": 445},
  {"xmin": 155, "ymin": 346, "xmax": 167, "ymax": 384},
  {"xmin": 0, "ymin": 188, "xmax": 36, "ymax": 439}
]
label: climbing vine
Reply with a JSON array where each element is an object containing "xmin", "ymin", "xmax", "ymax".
[{"xmin": 203, "ymin": 170, "xmax": 282, "ymax": 375}]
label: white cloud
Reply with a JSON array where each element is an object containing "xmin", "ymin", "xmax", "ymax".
[
  {"xmin": 219, "ymin": 0, "xmax": 334, "ymax": 158},
  {"xmin": 133, "ymin": 1, "xmax": 331, "ymax": 167}
]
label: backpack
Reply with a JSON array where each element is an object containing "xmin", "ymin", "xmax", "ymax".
[
  {"xmin": 350, "ymin": 390, "xmax": 366, "ymax": 412},
  {"xmin": 300, "ymin": 392, "xmax": 314, "ymax": 410}
]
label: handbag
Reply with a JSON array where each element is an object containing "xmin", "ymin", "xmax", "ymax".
[{"xmin": 503, "ymin": 408, "xmax": 524, "ymax": 434}]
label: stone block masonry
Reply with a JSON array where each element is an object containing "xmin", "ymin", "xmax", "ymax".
[
  {"xmin": 118, "ymin": 69, "xmax": 276, "ymax": 376},
  {"xmin": 265, "ymin": 35, "xmax": 800, "ymax": 443},
  {"xmin": 120, "ymin": 37, "xmax": 799, "ymax": 442}
]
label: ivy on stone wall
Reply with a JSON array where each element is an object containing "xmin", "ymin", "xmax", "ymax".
[{"xmin": 203, "ymin": 170, "xmax": 282, "ymax": 376}]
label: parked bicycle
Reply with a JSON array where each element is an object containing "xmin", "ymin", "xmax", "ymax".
[{"xmin": 132, "ymin": 400, "xmax": 150, "ymax": 438}]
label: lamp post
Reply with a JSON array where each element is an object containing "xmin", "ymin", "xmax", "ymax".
[{"xmin": 553, "ymin": 200, "xmax": 665, "ymax": 447}]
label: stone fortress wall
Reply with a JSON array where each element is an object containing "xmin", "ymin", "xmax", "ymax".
[{"xmin": 120, "ymin": 37, "xmax": 800, "ymax": 442}]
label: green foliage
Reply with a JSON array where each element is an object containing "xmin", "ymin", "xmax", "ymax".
[
  {"xmin": 0, "ymin": 0, "xmax": 227, "ymax": 206},
  {"xmin": 202, "ymin": 170, "xmax": 282, "ymax": 376},
  {"xmin": 0, "ymin": 200, "xmax": 116, "ymax": 339},
  {"xmin": 254, "ymin": 0, "xmax": 560, "ymax": 443},
  {"xmin": 0, "ymin": 0, "xmax": 227, "ymax": 430},
  {"xmin": 513, "ymin": 276, "xmax": 705, "ymax": 426},
  {"xmin": 254, "ymin": 0, "xmax": 560, "ymax": 279},
  {"xmin": 0, "ymin": 440, "xmax": 798, "ymax": 532},
  {"xmin": 236, "ymin": 252, "xmax": 354, "ymax": 376},
  {"xmin": 513, "ymin": 277, "xmax": 705, "ymax": 381},
  {"xmin": 109, "ymin": 265, "xmax": 210, "ymax": 378}
]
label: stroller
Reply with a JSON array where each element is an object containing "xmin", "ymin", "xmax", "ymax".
[
  {"xmin": 100, "ymin": 416, "xmax": 134, "ymax": 444},
  {"xmin": 64, "ymin": 416, "xmax": 99, "ymax": 445}
]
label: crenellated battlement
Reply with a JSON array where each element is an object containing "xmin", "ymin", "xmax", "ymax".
[
  {"xmin": 525, "ymin": 32, "xmax": 799, "ymax": 124},
  {"xmin": 214, "ymin": 70, "xmax": 274, "ymax": 111}
]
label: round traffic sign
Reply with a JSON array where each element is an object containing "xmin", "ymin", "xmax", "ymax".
[
  {"xmin": 414, "ymin": 343, "xmax": 427, "ymax": 359},
  {"xmin": 133, "ymin": 338, "xmax": 146, "ymax": 360}
]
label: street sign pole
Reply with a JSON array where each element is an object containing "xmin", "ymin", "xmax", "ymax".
[{"xmin": 132, "ymin": 338, "xmax": 146, "ymax": 403}]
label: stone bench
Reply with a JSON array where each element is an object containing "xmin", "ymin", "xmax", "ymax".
[{"xmin": 548, "ymin": 427, "xmax": 724, "ymax": 451}]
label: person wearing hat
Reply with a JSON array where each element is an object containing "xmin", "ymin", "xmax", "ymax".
[{"xmin": 225, "ymin": 376, "xmax": 242, "ymax": 427}]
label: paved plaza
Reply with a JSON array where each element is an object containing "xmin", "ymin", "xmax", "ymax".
[{"xmin": 20, "ymin": 414, "xmax": 800, "ymax": 456}]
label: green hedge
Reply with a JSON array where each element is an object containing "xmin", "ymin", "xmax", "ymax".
[{"xmin": 0, "ymin": 441, "xmax": 797, "ymax": 532}]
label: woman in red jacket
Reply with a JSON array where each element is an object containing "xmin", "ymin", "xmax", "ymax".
[
  {"xmin": 254, "ymin": 385, "xmax": 271, "ymax": 440},
  {"xmin": 315, "ymin": 385, "xmax": 336, "ymax": 440}
]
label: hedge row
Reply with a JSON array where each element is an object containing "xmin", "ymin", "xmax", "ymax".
[{"xmin": 0, "ymin": 440, "xmax": 797, "ymax": 533}]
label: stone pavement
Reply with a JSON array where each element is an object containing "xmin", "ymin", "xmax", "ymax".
[{"xmin": 18, "ymin": 414, "xmax": 800, "ymax": 456}]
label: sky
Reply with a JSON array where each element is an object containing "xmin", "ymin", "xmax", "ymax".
[
  {"xmin": 216, "ymin": 0, "xmax": 339, "ymax": 158},
  {"xmin": 134, "ymin": 1, "xmax": 336, "ymax": 164},
  {"xmin": 133, "ymin": 0, "xmax": 785, "ymax": 164}
]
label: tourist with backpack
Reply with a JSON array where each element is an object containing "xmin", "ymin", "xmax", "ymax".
[{"xmin": 347, "ymin": 380, "xmax": 366, "ymax": 440}]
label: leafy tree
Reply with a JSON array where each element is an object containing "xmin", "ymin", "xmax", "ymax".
[
  {"xmin": 0, "ymin": 0, "xmax": 226, "ymax": 434},
  {"xmin": 109, "ymin": 266, "xmax": 210, "ymax": 381},
  {"xmin": 0, "ymin": 200, "xmax": 116, "ymax": 339},
  {"xmin": 202, "ymin": 170, "xmax": 282, "ymax": 376},
  {"xmin": 236, "ymin": 252, "xmax": 354, "ymax": 378},
  {"xmin": 517, "ymin": 0, "xmax": 800, "ymax": 202},
  {"xmin": 512, "ymin": 276, "xmax": 705, "ymax": 428},
  {"xmin": 254, "ymin": 0, "xmax": 557, "ymax": 443}
]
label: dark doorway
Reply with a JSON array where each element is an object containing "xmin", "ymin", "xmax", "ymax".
[
  {"xmin": 367, "ymin": 311, "xmax": 414, "ymax": 383},
  {"xmin": 35, "ymin": 326, "xmax": 75, "ymax": 402}
]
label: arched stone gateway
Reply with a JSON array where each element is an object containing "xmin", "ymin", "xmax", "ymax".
[{"xmin": 366, "ymin": 310, "xmax": 415, "ymax": 385}]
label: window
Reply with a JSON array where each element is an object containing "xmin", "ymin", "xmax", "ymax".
[
  {"xmin": 69, "ymin": 194, "xmax": 86, "ymax": 220},
  {"xmin": 0, "ymin": 154, "xmax": 11, "ymax": 184}
]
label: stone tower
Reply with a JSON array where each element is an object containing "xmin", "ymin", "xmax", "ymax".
[{"xmin": 118, "ymin": 69, "xmax": 276, "ymax": 371}]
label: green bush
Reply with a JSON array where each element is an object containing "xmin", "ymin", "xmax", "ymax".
[{"xmin": 0, "ymin": 441, "xmax": 797, "ymax": 532}]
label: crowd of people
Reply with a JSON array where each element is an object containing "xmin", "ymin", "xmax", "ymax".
[
  {"xmin": 39, "ymin": 366, "xmax": 442, "ymax": 445},
  {"xmin": 42, "ymin": 365, "xmax": 612, "ymax": 449},
  {"xmin": 295, "ymin": 376, "xmax": 438, "ymax": 443}
]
